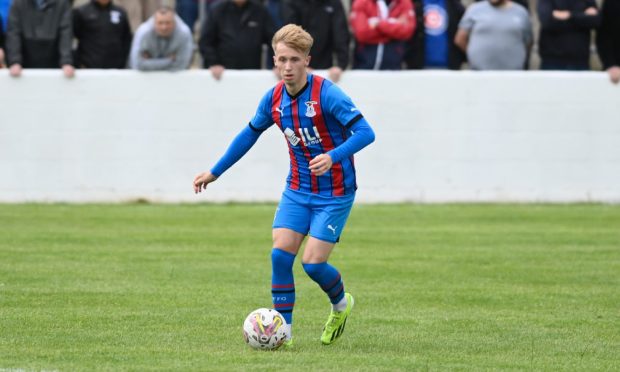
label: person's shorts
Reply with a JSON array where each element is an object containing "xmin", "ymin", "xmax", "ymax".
[{"xmin": 272, "ymin": 188, "xmax": 355, "ymax": 243}]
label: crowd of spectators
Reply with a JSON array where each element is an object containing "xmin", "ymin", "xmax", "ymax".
[{"xmin": 0, "ymin": 0, "xmax": 618, "ymax": 84}]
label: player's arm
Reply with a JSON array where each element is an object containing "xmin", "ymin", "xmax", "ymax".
[
  {"xmin": 310, "ymin": 117, "xmax": 375, "ymax": 176},
  {"xmin": 309, "ymin": 85, "xmax": 375, "ymax": 176},
  {"xmin": 193, "ymin": 124, "xmax": 263, "ymax": 193}
]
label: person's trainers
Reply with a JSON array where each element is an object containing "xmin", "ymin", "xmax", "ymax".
[
  {"xmin": 321, "ymin": 293, "xmax": 354, "ymax": 345},
  {"xmin": 282, "ymin": 338, "xmax": 293, "ymax": 349}
]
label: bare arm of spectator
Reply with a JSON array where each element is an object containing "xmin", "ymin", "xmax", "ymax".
[
  {"xmin": 454, "ymin": 8, "xmax": 474, "ymax": 54},
  {"xmin": 454, "ymin": 28, "xmax": 469, "ymax": 53}
]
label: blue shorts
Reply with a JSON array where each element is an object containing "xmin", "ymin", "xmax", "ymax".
[{"xmin": 273, "ymin": 188, "xmax": 355, "ymax": 243}]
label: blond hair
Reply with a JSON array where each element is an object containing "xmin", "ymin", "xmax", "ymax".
[{"xmin": 271, "ymin": 24, "xmax": 314, "ymax": 55}]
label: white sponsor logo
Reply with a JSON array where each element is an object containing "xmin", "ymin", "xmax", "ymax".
[
  {"xmin": 327, "ymin": 225, "xmax": 337, "ymax": 235},
  {"xmin": 284, "ymin": 128, "xmax": 301, "ymax": 146},
  {"xmin": 299, "ymin": 126, "xmax": 322, "ymax": 146},
  {"xmin": 276, "ymin": 106, "xmax": 284, "ymax": 116}
]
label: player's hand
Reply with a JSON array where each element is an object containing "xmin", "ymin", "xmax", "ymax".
[
  {"xmin": 309, "ymin": 154, "xmax": 333, "ymax": 176},
  {"xmin": 193, "ymin": 172, "xmax": 218, "ymax": 194}
]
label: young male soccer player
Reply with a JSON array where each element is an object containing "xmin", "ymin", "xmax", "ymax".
[{"xmin": 193, "ymin": 24, "xmax": 375, "ymax": 346}]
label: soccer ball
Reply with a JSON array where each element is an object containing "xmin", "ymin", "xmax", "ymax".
[{"xmin": 242, "ymin": 308, "xmax": 289, "ymax": 350}]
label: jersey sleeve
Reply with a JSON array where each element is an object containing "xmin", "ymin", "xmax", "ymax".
[
  {"xmin": 249, "ymin": 89, "xmax": 275, "ymax": 132},
  {"xmin": 322, "ymin": 83, "xmax": 364, "ymax": 129}
]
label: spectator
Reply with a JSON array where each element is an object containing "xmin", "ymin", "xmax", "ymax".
[
  {"xmin": 281, "ymin": 0, "xmax": 350, "ymax": 82},
  {"xmin": 176, "ymin": 0, "xmax": 203, "ymax": 33},
  {"xmin": 350, "ymin": 0, "xmax": 416, "ymax": 70},
  {"xmin": 404, "ymin": 0, "xmax": 465, "ymax": 70},
  {"xmin": 454, "ymin": 0, "xmax": 532, "ymax": 70},
  {"xmin": 128, "ymin": 10, "xmax": 192, "ymax": 69},
  {"xmin": 596, "ymin": 0, "xmax": 620, "ymax": 84},
  {"xmin": 73, "ymin": 0, "xmax": 132, "ymax": 68},
  {"xmin": 6, "ymin": 0, "xmax": 74, "ymax": 78},
  {"xmin": 537, "ymin": 0, "xmax": 600, "ymax": 70},
  {"xmin": 199, "ymin": 0, "xmax": 275, "ymax": 80},
  {"xmin": 133, "ymin": 6, "xmax": 193, "ymax": 71},
  {"xmin": 476, "ymin": 0, "xmax": 528, "ymax": 11}
]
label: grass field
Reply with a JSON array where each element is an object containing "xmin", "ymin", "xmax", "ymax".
[{"xmin": 1, "ymin": 203, "xmax": 619, "ymax": 371}]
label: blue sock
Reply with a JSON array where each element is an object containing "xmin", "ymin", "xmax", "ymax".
[
  {"xmin": 271, "ymin": 248, "xmax": 296, "ymax": 325},
  {"xmin": 302, "ymin": 262, "xmax": 345, "ymax": 305}
]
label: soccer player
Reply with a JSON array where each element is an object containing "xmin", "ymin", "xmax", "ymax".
[{"xmin": 193, "ymin": 24, "xmax": 375, "ymax": 346}]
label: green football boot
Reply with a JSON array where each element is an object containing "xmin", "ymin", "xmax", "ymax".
[
  {"xmin": 321, "ymin": 293, "xmax": 354, "ymax": 345},
  {"xmin": 282, "ymin": 338, "xmax": 293, "ymax": 349}
]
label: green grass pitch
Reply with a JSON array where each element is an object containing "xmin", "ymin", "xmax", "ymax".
[{"xmin": 1, "ymin": 203, "xmax": 619, "ymax": 371}]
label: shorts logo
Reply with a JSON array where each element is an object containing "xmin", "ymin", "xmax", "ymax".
[
  {"xmin": 305, "ymin": 101, "xmax": 317, "ymax": 118},
  {"xmin": 327, "ymin": 225, "xmax": 338, "ymax": 235}
]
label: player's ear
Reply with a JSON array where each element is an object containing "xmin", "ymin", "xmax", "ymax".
[{"xmin": 305, "ymin": 55, "xmax": 311, "ymax": 66}]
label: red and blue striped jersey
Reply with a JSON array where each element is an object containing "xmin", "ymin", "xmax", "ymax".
[{"xmin": 250, "ymin": 74, "xmax": 364, "ymax": 197}]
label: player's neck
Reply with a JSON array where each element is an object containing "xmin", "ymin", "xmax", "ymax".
[{"xmin": 284, "ymin": 74, "xmax": 308, "ymax": 97}]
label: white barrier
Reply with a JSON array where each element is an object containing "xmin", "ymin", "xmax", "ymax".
[{"xmin": 1, "ymin": 70, "xmax": 619, "ymax": 203}]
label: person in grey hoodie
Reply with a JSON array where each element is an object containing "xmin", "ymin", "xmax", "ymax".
[{"xmin": 135, "ymin": 6, "xmax": 193, "ymax": 71}]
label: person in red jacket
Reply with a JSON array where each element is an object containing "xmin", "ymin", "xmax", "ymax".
[{"xmin": 350, "ymin": 0, "xmax": 416, "ymax": 70}]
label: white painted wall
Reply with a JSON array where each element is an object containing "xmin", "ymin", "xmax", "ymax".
[{"xmin": 1, "ymin": 70, "xmax": 618, "ymax": 203}]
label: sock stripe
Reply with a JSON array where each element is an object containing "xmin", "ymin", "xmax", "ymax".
[
  {"xmin": 272, "ymin": 283, "xmax": 295, "ymax": 289},
  {"xmin": 321, "ymin": 273, "xmax": 341, "ymax": 291},
  {"xmin": 272, "ymin": 288, "xmax": 295, "ymax": 294},
  {"xmin": 330, "ymin": 286, "xmax": 344, "ymax": 301}
]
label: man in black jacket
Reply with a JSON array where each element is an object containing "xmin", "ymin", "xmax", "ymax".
[
  {"xmin": 280, "ymin": 0, "xmax": 349, "ymax": 82},
  {"xmin": 199, "ymin": 0, "xmax": 276, "ymax": 80},
  {"xmin": 73, "ymin": 0, "xmax": 132, "ymax": 68},
  {"xmin": 404, "ymin": 0, "xmax": 465, "ymax": 70},
  {"xmin": 6, "ymin": 0, "xmax": 74, "ymax": 77},
  {"xmin": 597, "ymin": 0, "xmax": 620, "ymax": 84},
  {"xmin": 537, "ymin": 0, "xmax": 600, "ymax": 70}
]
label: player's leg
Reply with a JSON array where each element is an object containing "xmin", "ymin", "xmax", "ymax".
[
  {"xmin": 302, "ymin": 194, "xmax": 355, "ymax": 345},
  {"xmin": 271, "ymin": 191, "xmax": 311, "ymax": 345}
]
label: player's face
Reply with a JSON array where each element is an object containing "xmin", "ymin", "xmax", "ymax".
[{"xmin": 273, "ymin": 42, "xmax": 310, "ymax": 88}]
